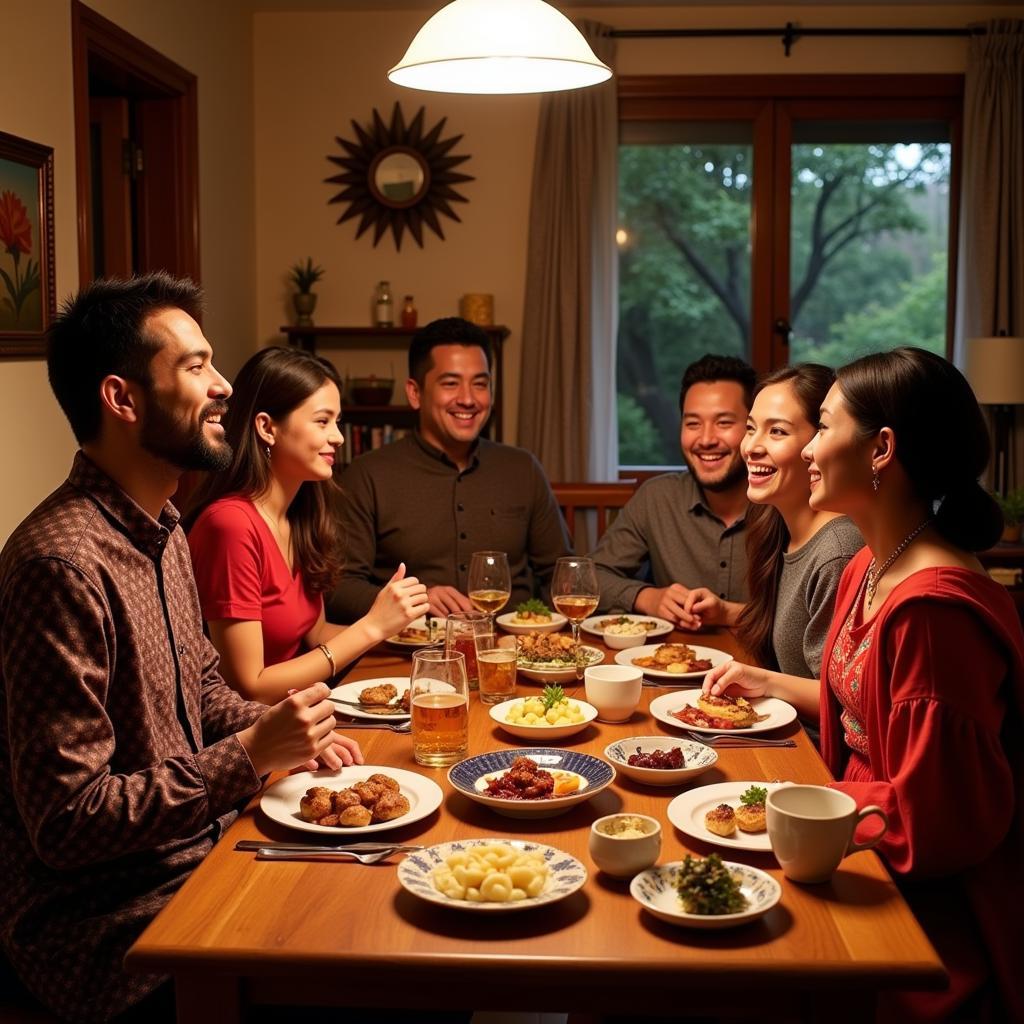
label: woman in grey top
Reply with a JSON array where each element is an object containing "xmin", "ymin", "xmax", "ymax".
[{"xmin": 688, "ymin": 365, "xmax": 861, "ymax": 705}]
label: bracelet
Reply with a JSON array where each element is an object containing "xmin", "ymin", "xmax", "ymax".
[{"xmin": 317, "ymin": 643, "xmax": 336, "ymax": 679}]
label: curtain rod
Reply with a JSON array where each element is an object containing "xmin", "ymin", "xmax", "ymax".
[{"xmin": 607, "ymin": 23, "xmax": 985, "ymax": 58}]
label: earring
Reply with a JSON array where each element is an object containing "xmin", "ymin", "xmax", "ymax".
[
  {"xmin": 264, "ymin": 444, "xmax": 272, "ymax": 460},
  {"xmin": 872, "ymin": 467, "xmax": 880, "ymax": 492}
]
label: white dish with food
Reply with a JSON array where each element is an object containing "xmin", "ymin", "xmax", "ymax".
[
  {"xmin": 397, "ymin": 838, "xmax": 587, "ymax": 912},
  {"xmin": 386, "ymin": 615, "xmax": 443, "ymax": 648},
  {"xmin": 329, "ymin": 677, "xmax": 410, "ymax": 721},
  {"xmin": 649, "ymin": 689, "xmax": 798, "ymax": 735},
  {"xmin": 666, "ymin": 781, "xmax": 788, "ymax": 852},
  {"xmin": 495, "ymin": 610, "xmax": 567, "ymax": 636},
  {"xmin": 517, "ymin": 644, "xmax": 605, "ymax": 683},
  {"xmin": 603, "ymin": 736, "xmax": 718, "ymax": 787},
  {"xmin": 581, "ymin": 614, "xmax": 673, "ymax": 640},
  {"xmin": 630, "ymin": 860, "xmax": 781, "ymax": 929},
  {"xmin": 260, "ymin": 766, "xmax": 443, "ymax": 836},
  {"xmin": 489, "ymin": 696, "xmax": 598, "ymax": 741},
  {"xmin": 613, "ymin": 643, "xmax": 732, "ymax": 681}
]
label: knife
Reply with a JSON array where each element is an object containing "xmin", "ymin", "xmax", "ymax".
[
  {"xmin": 328, "ymin": 696, "xmax": 408, "ymax": 712},
  {"xmin": 235, "ymin": 840, "xmax": 424, "ymax": 853}
]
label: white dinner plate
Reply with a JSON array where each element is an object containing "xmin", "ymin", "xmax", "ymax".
[
  {"xmin": 649, "ymin": 689, "xmax": 797, "ymax": 735},
  {"xmin": 630, "ymin": 860, "xmax": 781, "ymax": 929},
  {"xmin": 666, "ymin": 781, "xmax": 788, "ymax": 852},
  {"xmin": 489, "ymin": 697, "xmax": 598, "ymax": 741},
  {"xmin": 613, "ymin": 644, "xmax": 732, "ymax": 681},
  {"xmin": 495, "ymin": 611, "xmax": 568, "ymax": 636},
  {"xmin": 517, "ymin": 644, "xmax": 605, "ymax": 684},
  {"xmin": 581, "ymin": 614, "xmax": 673, "ymax": 639},
  {"xmin": 386, "ymin": 615, "xmax": 443, "ymax": 648},
  {"xmin": 329, "ymin": 676, "xmax": 410, "ymax": 721},
  {"xmin": 260, "ymin": 766, "xmax": 443, "ymax": 836},
  {"xmin": 398, "ymin": 838, "xmax": 587, "ymax": 913}
]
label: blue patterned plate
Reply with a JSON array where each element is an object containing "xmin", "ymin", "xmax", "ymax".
[
  {"xmin": 604, "ymin": 736, "xmax": 718, "ymax": 787},
  {"xmin": 448, "ymin": 748, "xmax": 615, "ymax": 819},
  {"xmin": 630, "ymin": 860, "xmax": 781, "ymax": 929},
  {"xmin": 398, "ymin": 837, "xmax": 587, "ymax": 912}
]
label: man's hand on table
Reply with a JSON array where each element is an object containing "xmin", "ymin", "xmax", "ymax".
[
  {"xmin": 238, "ymin": 684, "xmax": 364, "ymax": 776},
  {"xmin": 633, "ymin": 583, "xmax": 701, "ymax": 629},
  {"xmin": 426, "ymin": 584, "xmax": 475, "ymax": 616}
]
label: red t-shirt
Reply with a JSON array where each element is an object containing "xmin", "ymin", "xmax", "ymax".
[{"xmin": 188, "ymin": 496, "xmax": 322, "ymax": 667}]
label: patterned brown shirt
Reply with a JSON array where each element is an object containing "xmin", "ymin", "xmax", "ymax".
[{"xmin": 0, "ymin": 453, "xmax": 266, "ymax": 1022}]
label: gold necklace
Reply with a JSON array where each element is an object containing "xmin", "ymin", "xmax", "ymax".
[
  {"xmin": 865, "ymin": 519, "xmax": 932, "ymax": 609},
  {"xmin": 255, "ymin": 502, "xmax": 292, "ymax": 563}
]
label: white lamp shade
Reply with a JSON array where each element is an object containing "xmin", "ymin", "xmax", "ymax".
[
  {"xmin": 388, "ymin": 0, "xmax": 612, "ymax": 95},
  {"xmin": 966, "ymin": 335, "xmax": 1024, "ymax": 405}
]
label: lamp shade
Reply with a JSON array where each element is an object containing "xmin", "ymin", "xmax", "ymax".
[
  {"xmin": 388, "ymin": 0, "xmax": 612, "ymax": 95},
  {"xmin": 966, "ymin": 335, "xmax": 1024, "ymax": 405}
]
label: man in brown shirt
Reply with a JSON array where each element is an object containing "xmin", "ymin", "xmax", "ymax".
[{"xmin": 0, "ymin": 274, "xmax": 361, "ymax": 1022}]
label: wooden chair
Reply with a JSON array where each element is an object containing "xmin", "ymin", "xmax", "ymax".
[{"xmin": 552, "ymin": 480, "xmax": 639, "ymax": 550}]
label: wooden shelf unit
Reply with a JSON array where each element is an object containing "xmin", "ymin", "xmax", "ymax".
[{"xmin": 280, "ymin": 325, "xmax": 510, "ymax": 442}]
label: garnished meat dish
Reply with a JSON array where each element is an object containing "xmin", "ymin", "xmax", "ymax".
[
  {"xmin": 632, "ymin": 643, "xmax": 713, "ymax": 674},
  {"xmin": 627, "ymin": 746, "xmax": 685, "ymax": 769},
  {"xmin": 298, "ymin": 773, "xmax": 409, "ymax": 827},
  {"xmin": 481, "ymin": 756, "xmax": 582, "ymax": 801},
  {"xmin": 670, "ymin": 693, "xmax": 767, "ymax": 730}
]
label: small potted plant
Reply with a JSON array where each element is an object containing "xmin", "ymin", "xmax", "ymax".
[
  {"xmin": 994, "ymin": 488, "xmax": 1024, "ymax": 543},
  {"xmin": 289, "ymin": 258, "xmax": 325, "ymax": 326}
]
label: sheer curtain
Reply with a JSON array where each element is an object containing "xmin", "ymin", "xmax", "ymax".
[
  {"xmin": 954, "ymin": 19, "xmax": 1024, "ymax": 485},
  {"xmin": 517, "ymin": 21, "xmax": 617, "ymax": 481}
]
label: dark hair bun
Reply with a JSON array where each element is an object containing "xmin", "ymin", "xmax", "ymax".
[{"xmin": 935, "ymin": 479, "xmax": 1004, "ymax": 551}]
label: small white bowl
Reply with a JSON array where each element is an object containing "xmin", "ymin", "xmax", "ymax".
[
  {"xmin": 602, "ymin": 627, "xmax": 647, "ymax": 650},
  {"xmin": 604, "ymin": 736, "xmax": 719, "ymax": 788},
  {"xmin": 589, "ymin": 813, "xmax": 662, "ymax": 878},
  {"xmin": 489, "ymin": 697, "xmax": 598, "ymax": 741}
]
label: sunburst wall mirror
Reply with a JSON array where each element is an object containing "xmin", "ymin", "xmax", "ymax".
[{"xmin": 326, "ymin": 103, "xmax": 473, "ymax": 251}]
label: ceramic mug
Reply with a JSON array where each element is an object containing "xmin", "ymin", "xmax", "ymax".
[
  {"xmin": 584, "ymin": 664, "xmax": 643, "ymax": 723},
  {"xmin": 766, "ymin": 784, "xmax": 888, "ymax": 884}
]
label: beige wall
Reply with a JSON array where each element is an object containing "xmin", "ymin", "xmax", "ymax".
[
  {"xmin": 253, "ymin": 3, "xmax": 1016, "ymax": 448},
  {"xmin": 0, "ymin": 0, "xmax": 256, "ymax": 543}
]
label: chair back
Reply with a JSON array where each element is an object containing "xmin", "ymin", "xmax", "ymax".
[{"xmin": 552, "ymin": 481, "xmax": 639, "ymax": 552}]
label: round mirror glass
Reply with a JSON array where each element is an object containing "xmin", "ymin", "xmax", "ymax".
[{"xmin": 372, "ymin": 151, "xmax": 428, "ymax": 206}]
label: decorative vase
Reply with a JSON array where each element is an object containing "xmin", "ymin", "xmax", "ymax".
[
  {"xmin": 1001, "ymin": 522, "xmax": 1022, "ymax": 544},
  {"xmin": 293, "ymin": 292, "xmax": 317, "ymax": 326}
]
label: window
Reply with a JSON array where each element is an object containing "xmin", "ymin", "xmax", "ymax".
[{"xmin": 617, "ymin": 77, "xmax": 961, "ymax": 470}]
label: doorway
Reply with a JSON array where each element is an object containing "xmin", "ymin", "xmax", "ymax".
[{"xmin": 71, "ymin": 0, "xmax": 200, "ymax": 285}]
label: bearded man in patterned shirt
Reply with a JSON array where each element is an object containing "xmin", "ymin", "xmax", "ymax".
[{"xmin": 0, "ymin": 274, "xmax": 362, "ymax": 1023}]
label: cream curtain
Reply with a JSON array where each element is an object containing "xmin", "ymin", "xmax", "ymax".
[
  {"xmin": 517, "ymin": 21, "xmax": 617, "ymax": 481},
  {"xmin": 954, "ymin": 19, "xmax": 1024, "ymax": 487}
]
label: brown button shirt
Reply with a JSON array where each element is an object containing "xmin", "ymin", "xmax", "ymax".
[
  {"xmin": 0, "ymin": 453, "xmax": 265, "ymax": 1023},
  {"xmin": 327, "ymin": 432, "xmax": 572, "ymax": 621}
]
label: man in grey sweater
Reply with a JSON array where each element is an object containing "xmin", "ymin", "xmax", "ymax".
[{"xmin": 594, "ymin": 354, "xmax": 755, "ymax": 626}]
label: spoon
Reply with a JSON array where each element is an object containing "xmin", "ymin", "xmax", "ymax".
[{"xmin": 255, "ymin": 845, "xmax": 407, "ymax": 864}]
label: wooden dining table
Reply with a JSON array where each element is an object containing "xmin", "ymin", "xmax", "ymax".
[{"xmin": 125, "ymin": 627, "xmax": 945, "ymax": 1022}]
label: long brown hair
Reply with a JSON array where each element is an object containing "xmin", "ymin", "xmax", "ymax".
[
  {"xmin": 735, "ymin": 363, "xmax": 835, "ymax": 669},
  {"xmin": 184, "ymin": 346, "xmax": 345, "ymax": 593}
]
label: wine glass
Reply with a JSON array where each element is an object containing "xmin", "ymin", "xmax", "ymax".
[
  {"xmin": 550, "ymin": 556, "xmax": 600, "ymax": 680},
  {"xmin": 467, "ymin": 550, "xmax": 511, "ymax": 631}
]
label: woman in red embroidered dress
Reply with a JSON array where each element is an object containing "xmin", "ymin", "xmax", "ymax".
[{"xmin": 709, "ymin": 347, "xmax": 1023, "ymax": 1021}]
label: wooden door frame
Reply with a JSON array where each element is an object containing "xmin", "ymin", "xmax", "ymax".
[{"xmin": 71, "ymin": 0, "xmax": 200, "ymax": 285}]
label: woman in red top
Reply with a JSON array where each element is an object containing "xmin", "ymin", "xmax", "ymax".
[
  {"xmin": 186, "ymin": 347, "xmax": 429, "ymax": 703},
  {"xmin": 708, "ymin": 347, "xmax": 1023, "ymax": 1021}
]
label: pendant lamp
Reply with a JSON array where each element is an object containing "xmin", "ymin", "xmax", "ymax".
[{"xmin": 388, "ymin": 0, "xmax": 612, "ymax": 95}]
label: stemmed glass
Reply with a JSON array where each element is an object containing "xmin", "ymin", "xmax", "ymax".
[
  {"xmin": 467, "ymin": 550, "xmax": 511, "ymax": 631},
  {"xmin": 550, "ymin": 556, "xmax": 600, "ymax": 680}
]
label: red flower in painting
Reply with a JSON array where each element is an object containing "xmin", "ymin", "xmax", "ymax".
[{"xmin": 0, "ymin": 190, "xmax": 32, "ymax": 256}]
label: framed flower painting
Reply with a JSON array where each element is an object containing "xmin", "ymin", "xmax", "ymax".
[{"xmin": 0, "ymin": 130, "xmax": 55, "ymax": 357}]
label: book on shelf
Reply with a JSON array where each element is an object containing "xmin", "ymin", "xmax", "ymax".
[{"xmin": 339, "ymin": 423, "xmax": 408, "ymax": 465}]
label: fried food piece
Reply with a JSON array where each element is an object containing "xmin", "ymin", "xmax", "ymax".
[
  {"xmin": 299, "ymin": 786, "xmax": 334, "ymax": 822},
  {"xmin": 697, "ymin": 692, "xmax": 759, "ymax": 726},
  {"xmin": 735, "ymin": 802, "xmax": 766, "ymax": 832},
  {"xmin": 339, "ymin": 804, "xmax": 372, "ymax": 827},
  {"xmin": 317, "ymin": 813, "xmax": 341, "ymax": 827},
  {"xmin": 399, "ymin": 689, "xmax": 411, "ymax": 712},
  {"xmin": 367, "ymin": 773, "xmax": 400, "ymax": 792},
  {"xmin": 352, "ymin": 781, "xmax": 386, "ymax": 807},
  {"xmin": 332, "ymin": 788, "xmax": 362, "ymax": 812},
  {"xmin": 705, "ymin": 803, "xmax": 737, "ymax": 837},
  {"xmin": 360, "ymin": 682, "xmax": 398, "ymax": 705},
  {"xmin": 372, "ymin": 791, "xmax": 411, "ymax": 822}
]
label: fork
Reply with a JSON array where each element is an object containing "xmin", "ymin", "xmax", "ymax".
[
  {"xmin": 334, "ymin": 719, "xmax": 412, "ymax": 733},
  {"xmin": 684, "ymin": 730, "xmax": 796, "ymax": 748},
  {"xmin": 235, "ymin": 841, "xmax": 424, "ymax": 853},
  {"xmin": 254, "ymin": 845, "xmax": 410, "ymax": 864}
]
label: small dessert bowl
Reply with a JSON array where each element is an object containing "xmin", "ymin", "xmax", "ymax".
[
  {"xmin": 604, "ymin": 736, "xmax": 719, "ymax": 788},
  {"xmin": 602, "ymin": 623, "xmax": 647, "ymax": 650},
  {"xmin": 588, "ymin": 813, "xmax": 662, "ymax": 878}
]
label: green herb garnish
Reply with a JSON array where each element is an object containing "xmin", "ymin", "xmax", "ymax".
[
  {"xmin": 542, "ymin": 685, "xmax": 566, "ymax": 710},
  {"xmin": 517, "ymin": 598, "xmax": 551, "ymax": 616},
  {"xmin": 740, "ymin": 785, "xmax": 768, "ymax": 806},
  {"xmin": 675, "ymin": 853, "xmax": 748, "ymax": 915}
]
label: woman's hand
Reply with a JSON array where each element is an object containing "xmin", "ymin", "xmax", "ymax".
[
  {"xmin": 364, "ymin": 562, "xmax": 430, "ymax": 639},
  {"xmin": 702, "ymin": 659, "xmax": 772, "ymax": 700}
]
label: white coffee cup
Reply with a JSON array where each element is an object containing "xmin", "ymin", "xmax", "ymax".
[
  {"xmin": 584, "ymin": 664, "xmax": 643, "ymax": 723},
  {"xmin": 766, "ymin": 784, "xmax": 888, "ymax": 884}
]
